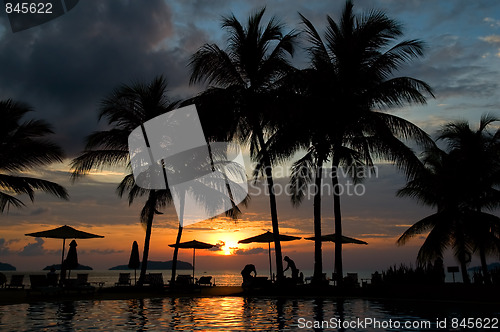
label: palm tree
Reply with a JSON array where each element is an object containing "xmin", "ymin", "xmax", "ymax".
[
  {"xmin": 0, "ymin": 99, "xmax": 68, "ymax": 212},
  {"xmin": 437, "ymin": 115, "xmax": 500, "ymax": 283},
  {"xmin": 397, "ymin": 138, "xmax": 500, "ymax": 284},
  {"xmin": 398, "ymin": 146, "xmax": 473, "ymax": 283},
  {"xmin": 299, "ymin": 1, "xmax": 434, "ymax": 285},
  {"xmin": 282, "ymin": 120, "xmax": 363, "ymax": 283},
  {"xmin": 71, "ymin": 76, "xmax": 177, "ymax": 284},
  {"xmin": 189, "ymin": 8, "xmax": 298, "ymax": 282}
]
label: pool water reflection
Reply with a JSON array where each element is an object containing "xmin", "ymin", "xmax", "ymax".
[{"xmin": 1, "ymin": 297, "xmax": 498, "ymax": 331}]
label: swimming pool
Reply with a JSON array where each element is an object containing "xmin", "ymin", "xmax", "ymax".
[{"xmin": 1, "ymin": 297, "xmax": 498, "ymax": 331}]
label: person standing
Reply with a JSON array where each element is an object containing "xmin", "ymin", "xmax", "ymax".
[{"xmin": 283, "ymin": 256, "xmax": 299, "ymax": 282}]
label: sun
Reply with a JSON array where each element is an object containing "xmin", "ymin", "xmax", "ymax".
[{"xmin": 222, "ymin": 240, "xmax": 239, "ymax": 255}]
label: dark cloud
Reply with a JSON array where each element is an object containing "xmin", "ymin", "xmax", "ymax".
[
  {"xmin": 1, "ymin": 0, "xmax": 498, "ymax": 160},
  {"xmin": 208, "ymin": 241, "xmax": 224, "ymax": 251},
  {"xmin": 0, "ymin": 0, "xmax": 194, "ymax": 157},
  {"xmin": 0, "ymin": 238, "xmax": 14, "ymax": 255},
  {"xmin": 19, "ymin": 237, "xmax": 46, "ymax": 256}
]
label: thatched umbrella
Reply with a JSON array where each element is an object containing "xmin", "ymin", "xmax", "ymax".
[
  {"xmin": 168, "ymin": 240, "xmax": 215, "ymax": 279},
  {"xmin": 304, "ymin": 233, "xmax": 368, "ymax": 245},
  {"xmin": 25, "ymin": 225, "xmax": 104, "ymax": 269}
]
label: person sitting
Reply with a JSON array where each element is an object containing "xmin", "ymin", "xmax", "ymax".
[
  {"xmin": 283, "ymin": 256, "xmax": 299, "ymax": 283},
  {"xmin": 241, "ymin": 264, "xmax": 257, "ymax": 286},
  {"xmin": 47, "ymin": 266, "xmax": 58, "ymax": 286}
]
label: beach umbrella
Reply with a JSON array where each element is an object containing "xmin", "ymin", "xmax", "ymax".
[
  {"xmin": 63, "ymin": 240, "xmax": 79, "ymax": 278},
  {"xmin": 305, "ymin": 233, "xmax": 367, "ymax": 280},
  {"xmin": 168, "ymin": 240, "xmax": 215, "ymax": 280},
  {"xmin": 238, "ymin": 231, "xmax": 302, "ymax": 280},
  {"xmin": 304, "ymin": 233, "xmax": 368, "ymax": 245},
  {"xmin": 128, "ymin": 241, "xmax": 140, "ymax": 285},
  {"xmin": 25, "ymin": 225, "xmax": 104, "ymax": 269}
]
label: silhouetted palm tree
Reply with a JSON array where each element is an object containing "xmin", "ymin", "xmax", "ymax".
[
  {"xmin": 438, "ymin": 115, "xmax": 500, "ymax": 283},
  {"xmin": 299, "ymin": 1, "xmax": 434, "ymax": 284},
  {"xmin": 71, "ymin": 76, "xmax": 177, "ymax": 284},
  {"xmin": 398, "ymin": 146, "xmax": 473, "ymax": 283},
  {"xmin": 284, "ymin": 124, "xmax": 363, "ymax": 283},
  {"xmin": 189, "ymin": 8, "xmax": 298, "ymax": 282},
  {"xmin": 397, "ymin": 146, "xmax": 500, "ymax": 283},
  {"xmin": 0, "ymin": 99, "xmax": 68, "ymax": 212}
]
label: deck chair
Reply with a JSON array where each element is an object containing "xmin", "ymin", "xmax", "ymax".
[
  {"xmin": 29, "ymin": 275, "xmax": 62, "ymax": 295},
  {"xmin": 76, "ymin": 274, "xmax": 90, "ymax": 286},
  {"xmin": 144, "ymin": 273, "xmax": 164, "ymax": 287},
  {"xmin": 115, "ymin": 273, "xmax": 131, "ymax": 286},
  {"xmin": 176, "ymin": 274, "xmax": 193, "ymax": 286},
  {"xmin": 6, "ymin": 274, "xmax": 25, "ymax": 289},
  {"xmin": 0, "ymin": 272, "xmax": 6, "ymax": 288},
  {"xmin": 47, "ymin": 273, "xmax": 59, "ymax": 287},
  {"xmin": 196, "ymin": 276, "xmax": 213, "ymax": 287},
  {"xmin": 29, "ymin": 275, "xmax": 48, "ymax": 289},
  {"xmin": 76, "ymin": 274, "xmax": 94, "ymax": 293},
  {"xmin": 344, "ymin": 273, "xmax": 360, "ymax": 287}
]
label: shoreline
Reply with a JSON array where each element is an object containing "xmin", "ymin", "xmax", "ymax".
[{"xmin": 1, "ymin": 283, "xmax": 498, "ymax": 306}]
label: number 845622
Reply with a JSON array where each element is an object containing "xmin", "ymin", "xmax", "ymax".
[{"xmin": 5, "ymin": 2, "xmax": 53, "ymax": 14}]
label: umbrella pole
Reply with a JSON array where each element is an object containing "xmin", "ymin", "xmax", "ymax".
[
  {"xmin": 268, "ymin": 242, "xmax": 272, "ymax": 281},
  {"xmin": 61, "ymin": 238, "xmax": 66, "ymax": 268},
  {"xmin": 193, "ymin": 248, "xmax": 195, "ymax": 283}
]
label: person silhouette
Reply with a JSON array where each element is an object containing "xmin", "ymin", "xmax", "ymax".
[
  {"xmin": 283, "ymin": 256, "xmax": 299, "ymax": 282},
  {"xmin": 47, "ymin": 266, "xmax": 58, "ymax": 286},
  {"xmin": 241, "ymin": 264, "xmax": 257, "ymax": 286}
]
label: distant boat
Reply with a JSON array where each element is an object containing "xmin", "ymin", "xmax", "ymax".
[
  {"xmin": 109, "ymin": 260, "xmax": 193, "ymax": 270},
  {"xmin": 0, "ymin": 262, "xmax": 16, "ymax": 271}
]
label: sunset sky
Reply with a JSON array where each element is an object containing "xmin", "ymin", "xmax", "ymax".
[{"xmin": 1, "ymin": 0, "xmax": 500, "ymax": 274}]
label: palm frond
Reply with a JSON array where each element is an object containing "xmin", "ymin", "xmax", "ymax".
[
  {"xmin": 0, "ymin": 191, "xmax": 25, "ymax": 212},
  {"xmin": 70, "ymin": 150, "xmax": 129, "ymax": 180}
]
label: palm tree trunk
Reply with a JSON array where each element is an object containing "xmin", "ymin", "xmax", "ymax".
[
  {"xmin": 312, "ymin": 160, "xmax": 323, "ymax": 284},
  {"xmin": 477, "ymin": 208, "xmax": 491, "ymax": 285},
  {"xmin": 479, "ymin": 246, "xmax": 490, "ymax": 285},
  {"xmin": 138, "ymin": 190, "xmax": 156, "ymax": 286},
  {"xmin": 256, "ymin": 131, "xmax": 284, "ymax": 283},
  {"xmin": 459, "ymin": 258, "xmax": 470, "ymax": 284},
  {"xmin": 170, "ymin": 224, "xmax": 183, "ymax": 286},
  {"xmin": 171, "ymin": 189, "xmax": 186, "ymax": 286},
  {"xmin": 331, "ymin": 155, "xmax": 343, "ymax": 286}
]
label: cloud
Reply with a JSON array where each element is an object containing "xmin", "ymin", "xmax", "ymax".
[
  {"xmin": 484, "ymin": 17, "xmax": 500, "ymax": 28},
  {"xmin": 480, "ymin": 35, "xmax": 500, "ymax": 44},
  {"xmin": 208, "ymin": 241, "xmax": 224, "ymax": 251},
  {"xmin": 479, "ymin": 34, "xmax": 500, "ymax": 57},
  {"xmin": 18, "ymin": 237, "xmax": 46, "ymax": 256},
  {"xmin": 0, "ymin": 0, "xmax": 190, "ymax": 157},
  {"xmin": 0, "ymin": 238, "xmax": 14, "ymax": 255},
  {"xmin": 235, "ymin": 247, "xmax": 266, "ymax": 255}
]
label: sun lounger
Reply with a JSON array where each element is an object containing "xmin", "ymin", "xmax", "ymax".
[
  {"xmin": 6, "ymin": 274, "xmax": 24, "ymax": 289},
  {"xmin": 196, "ymin": 276, "xmax": 213, "ymax": 287},
  {"xmin": 63, "ymin": 273, "xmax": 95, "ymax": 293},
  {"xmin": 143, "ymin": 273, "xmax": 164, "ymax": 287},
  {"xmin": 115, "ymin": 273, "xmax": 131, "ymax": 286},
  {"xmin": 0, "ymin": 272, "xmax": 6, "ymax": 287},
  {"xmin": 344, "ymin": 273, "xmax": 360, "ymax": 287},
  {"xmin": 76, "ymin": 274, "xmax": 90, "ymax": 286},
  {"xmin": 28, "ymin": 275, "xmax": 62, "ymax": 295},
  {"xmin": 47, "ymin": 273, "xmax": 59, "ymax": 287},
  {"xmin": 176, "ymin": 274, "xmax": 193, "ymax": 286}
]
